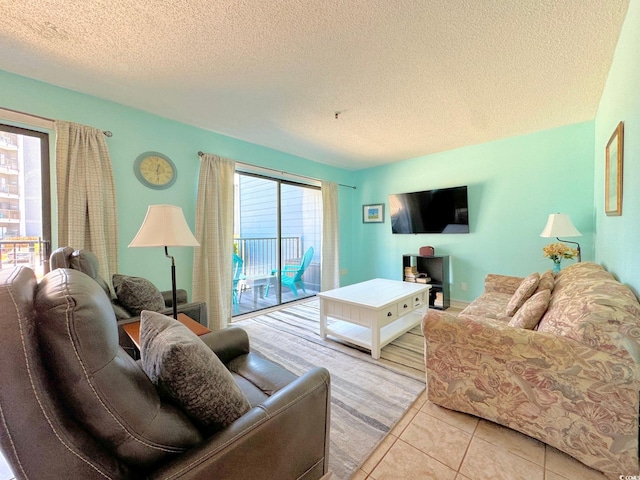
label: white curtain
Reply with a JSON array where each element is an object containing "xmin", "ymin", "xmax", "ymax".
[
  {"xmin": 54, "ymin": 121, "xmax": 118, "ymax": 283},
  {"xmin": 321, "ymin": 181, "xmax": 340, "ymax": 291},
  {"xmin": 192, "ymin": 154, "xmax": 235, "ymax": 330}
]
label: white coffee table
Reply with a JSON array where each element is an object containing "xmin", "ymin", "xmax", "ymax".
[{"xmin": 318, "ymin": 278, "xmax": 431, "ymax": 359}]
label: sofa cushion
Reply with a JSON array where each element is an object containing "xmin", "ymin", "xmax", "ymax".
[
  {"xmin": 508, "ymin": 289, "xmax": 550, "ymax": 329},
  {"xmin": 505, "ymin": 272, "xmax": 540, "ymax": 317},
  {"xmin": 112, "ymin": 274, "xmax": 165, "ymax": 316},
  {"xmin": 34, "ymin": 269, "xmax": 202, "ymax": 468},
  {"xmin": 140, "ymin": 311, "xmax": 251, "ymax": 432},
  {"xmin": 459, "ymin": 291, "xmax": 513, "ymax": 319},
  {"xmin": 535, "ymin": 270, "xmax": 554, "ymax": 295}
]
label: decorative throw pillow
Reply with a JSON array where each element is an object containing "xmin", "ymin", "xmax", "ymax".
[
  {"xmin": 140, "ymin": 311, "xmax": 251, "ymax": 431},
  {"xmin": 535, "ymin": 270, "xmax": 555, "ymax": 295},
  {"xmin": 112, "ymin": 274, "xmax": 165, "ymax": 316},
  {"xmin": 505, "ymin": 272, "xmax": 540, "ymax": 317},
  {"xmin": 509, "ymin": 289, "xmax": 551, "ymax": 329}
]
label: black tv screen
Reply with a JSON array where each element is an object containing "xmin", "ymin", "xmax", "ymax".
[{"xmin": 389, "ymin": 186, "xmax": 469, "ymax": 234}]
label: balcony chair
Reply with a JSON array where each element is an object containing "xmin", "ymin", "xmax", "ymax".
[
  {"xmin": 268, "ymin": 246, "xmax": 314, "ymax": 298},
  {"xmin": 0, "ymin": 265, "xmax": 331, "ymax": 479},
  {"xmin": 232, "ymin": 253, "xmax": 246, "ymax": 313}
]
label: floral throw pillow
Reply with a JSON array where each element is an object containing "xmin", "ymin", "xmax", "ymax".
[
  {"xmin": 535, "ymin": 270, "xmax": 555, "ymax": 295},
  {"xmin": 505, "ymin": 272, "xmax": 540, "ymax": 317},
  {"xmin": 509, "ymin": 289, "xmax": 551, "ymax": 329}
]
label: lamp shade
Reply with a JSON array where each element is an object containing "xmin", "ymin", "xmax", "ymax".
[
  {"xmin": 539, "ymin": 213, "xmax": 582, "ymax": 238},
  {"xmin": 129, "ymin": 204, "xmax": 199, "ymax": 247}
]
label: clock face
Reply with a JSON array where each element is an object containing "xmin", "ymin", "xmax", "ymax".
[{"xmin": 134, "ymin": 152, "xmax": 177, "ymax": 189}]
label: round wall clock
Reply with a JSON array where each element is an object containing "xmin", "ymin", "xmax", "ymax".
[{"xmin": 134, "ymin": 152, "xmax": 177, "ymax": 189}]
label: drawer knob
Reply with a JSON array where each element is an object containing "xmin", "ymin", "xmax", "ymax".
[
  {"xmin": 387, "ymin": 311, "xmax": 392, "ymax": 317},
  {"xmin": 403, "ymin": 304, "xmax": 408, "ymax": 308}
]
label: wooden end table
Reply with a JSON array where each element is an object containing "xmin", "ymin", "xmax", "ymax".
[{"xmin": 122, "ymin": 313, "xmax": 211, "ymax": 351}]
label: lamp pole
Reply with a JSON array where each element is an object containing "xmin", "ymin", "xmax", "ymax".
[{"xmin": 165, "ymin": 246, "xmax": 178, "ymax": 319}]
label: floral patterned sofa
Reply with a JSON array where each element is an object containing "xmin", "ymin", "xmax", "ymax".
[{"xmin": 422, "ymin": 262, "xmax": 640, "ymax": 479}]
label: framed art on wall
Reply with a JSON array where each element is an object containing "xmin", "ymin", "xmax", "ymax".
[
  {"xmin": 363, "ymin": 204, "xmax": 384, "ymax": 223},
  {"xmin": 605, "ymin": 121, "xmax": 624, "ymax": 216}
]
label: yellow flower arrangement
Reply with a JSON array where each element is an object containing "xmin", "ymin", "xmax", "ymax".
[{"xmin": 543, "ymin": 242, "xmax": 578, "ymax": 264}]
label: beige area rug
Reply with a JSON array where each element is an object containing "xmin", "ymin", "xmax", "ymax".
[{"xmin": 235, "ymin": 299, "xmax": 426, "ymax": 480}]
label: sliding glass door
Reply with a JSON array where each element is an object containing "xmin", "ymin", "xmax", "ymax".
[{"xmin": 232, "ymin": 172, "xmax": 321, "ymax": 316}]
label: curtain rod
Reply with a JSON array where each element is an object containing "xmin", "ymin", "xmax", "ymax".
[
  {"xmin": 197, "ymin": 151, "xmax": 356, "ymax": 189},
  {"xmin": 0, "ymin": 107, "xmax": 113, "ymax": 137}
]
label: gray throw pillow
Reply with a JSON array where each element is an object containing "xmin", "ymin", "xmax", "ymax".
[
  {"xmin": 140, "ymin": 311, "xmax": 251, "ymax": 431},
  {"xmin": 112, "ymin": 274, "xmax": 165, "ymax": 316}
]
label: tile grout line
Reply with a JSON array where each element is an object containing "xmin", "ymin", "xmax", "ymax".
[
  {"xmin": 367, "ymin": 434, "xmax": 398, "ymax": 479},
  {"xmin": 455, "ymin": 414, "xmax": 480, "ymax": 476}
]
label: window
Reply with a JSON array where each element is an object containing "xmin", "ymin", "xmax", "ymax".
[{"xmin": 0, "ymin": 124, "xmax": 52, "ymax": 277}]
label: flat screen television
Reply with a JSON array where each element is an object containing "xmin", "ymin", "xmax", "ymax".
[{"xmin": 389, "ymin": 185, "xmax": 469, "ymax": 234}]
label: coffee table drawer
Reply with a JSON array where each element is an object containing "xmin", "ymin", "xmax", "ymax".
[
  {"xmin": 397, "ymin": 297, "xmax": 413, "ymax": 315},
  {"xmin": 378, "ymin": 304, "xmax": 398, "ymax": 324},
  {"xmin": 412, "ymin": 292, "xmax": 426, "ymax": 308}
]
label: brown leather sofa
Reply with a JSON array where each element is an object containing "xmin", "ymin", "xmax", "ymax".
[
  {"xmin": 0, "ymin": 265, "xmax": 331, "ymax": 479},
  {"xmin": 50, "ymin": 246, "xmax": 208, "ymax": 324},
  {"xmin": 50, "ymin": 246, "xmax": 208, "ymax": 356}
]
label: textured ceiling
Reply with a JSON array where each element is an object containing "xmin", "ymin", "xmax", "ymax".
[{"xmin": 0, "ymin": 0, "xmax": 629, "ymax": 170}]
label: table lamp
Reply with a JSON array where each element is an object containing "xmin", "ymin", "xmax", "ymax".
[
  {"xmin": 129, "ymin": 204, "xmax": 199, "ymax": 319},
  {"xmin": 539, "ymin": 213, "xmax": 582, "ymax": 262}
]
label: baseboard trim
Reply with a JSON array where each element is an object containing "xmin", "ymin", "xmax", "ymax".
[{"xmin": 449, "ymin": 298, "xmax": 470, "ymax": 311}]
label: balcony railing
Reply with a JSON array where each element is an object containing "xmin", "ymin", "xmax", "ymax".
[
  {"xmin": 234, "ymin": 236, "xmax": 302, "ymax": 276},
  {"xmin": 0, "ymin": 238, "xmax": 48, "ymax": 272},
  {"xmin": 0, "ymin": 208, "xmax": 21, "ymax": 222},
  {"xmin": 234, "ymin": 236, "xmax": 320, "ymax": 294},
  {"xmin": 0, "ymin": 159, "xmax": 19, "ymax": 172},
  {"xmin": 0, "ymin": 184, "xmax": 20, "ymax": 196}
]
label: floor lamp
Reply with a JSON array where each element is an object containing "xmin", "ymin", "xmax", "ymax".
[
  {"xmin": 540, "ymin": 213, "xmax": 582, "ymax": 262},
  {"xmin": 129, "ymin": 205, "xmax": 199, "ymax": 319}
]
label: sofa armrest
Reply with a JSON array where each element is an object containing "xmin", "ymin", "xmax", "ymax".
[
  {"xmin": 150, "ymin": 367, "xmax": 331, "ymax": 480},
  {"xmin": 422, "ymin": 309, "xmax": 640, "ymax": 475},
  {"xmin": 483, "ymin": 273, "xmax": 523, "ymax": 295},
  {"xmin": 199, "ymin": 327, "xmax": 250, "ymax": 365},
  {"xmin": 162, "ymin": 289, "xmax": 189, "ymax": 307},
  {"xmin": 158, "ymin": 301, "xmax": 208, "ymax": 327}
]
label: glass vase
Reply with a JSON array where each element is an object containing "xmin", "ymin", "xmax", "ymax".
[{"xmin": 553, "ymin": 261, "xmax": 561, "ymax": 274}]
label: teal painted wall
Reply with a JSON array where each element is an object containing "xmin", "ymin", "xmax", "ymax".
[
  {"xmin": 0, "ymin": 69, "xmax": 357, "ymax": 294},
  {"xmin": 350, "ymin": 122, "xmax": 595, "ymax": 303},
  {"xmin": 594, "ymin": 0, "xmax": 640, "ymax": 297}
]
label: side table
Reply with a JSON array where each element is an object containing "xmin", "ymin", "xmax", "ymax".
[
  {"xmin": 243, "ymin": 274, "xmax": 277, "ymax": 307},
  {"xmin": 122, "ymin": 313, "xmax": 211, "ymax": 353}
]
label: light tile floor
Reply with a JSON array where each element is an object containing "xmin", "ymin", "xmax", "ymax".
[
  {"xmin": 352, "ymin": 391, "xmax": 611, "ymax": 480},
  {"xmin": 0, "ymin": 395, "xmax": 617, "ymax": 480}
]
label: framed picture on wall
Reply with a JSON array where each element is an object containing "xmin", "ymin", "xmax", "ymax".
[
  {"xmin": 363, "ymin": 204, "xmax": 384, "ymax": 223},
  {"xmin": 605, "ymin": 121, "xmax": 624, "ymax": 216}
]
